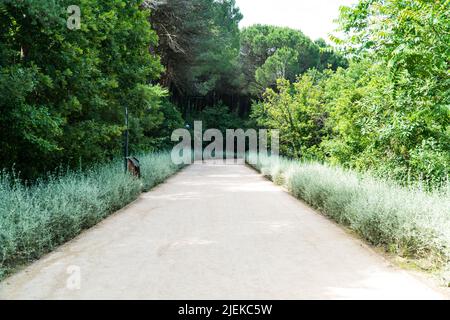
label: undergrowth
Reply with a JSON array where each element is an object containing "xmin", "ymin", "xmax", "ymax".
[
  {"xmin": 247, "ymin": 153, "xmax": 450, "ymax": 283},
  {"xmin": 0, "ymin": 152, "xmax": 182, "ymax": 280}
]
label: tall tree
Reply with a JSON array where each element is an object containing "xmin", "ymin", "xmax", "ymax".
[
  {"xmin": 0, "ymin": 0, "xmax": 166, "ymax": 179},
  {"xmin": 239, "ymin": 25, "xmax": 320, "ymax": 95},
  {"xmin": 250, "ymin": 0, "xmax": 449, "ymax": 184},
  {"xmin": 149, "ymin": 0, "xmax": 243, "ymax": 106},
  {"xmin": 334, "ymin": 0, "xmax": 450, "ymax": 182}
]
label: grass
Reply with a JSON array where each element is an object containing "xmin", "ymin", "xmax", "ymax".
[
  {"xmin": 247, "ymin": 153, "xmax": 450, "ymax": 283},
  {"xmin": 0, "ymin": 151, "xmax": 183, "ymax": 281}
]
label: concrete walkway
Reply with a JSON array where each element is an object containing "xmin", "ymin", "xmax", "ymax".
[{"xmin": 0, "ymin": 162, "xmax": 446, "ymax": 299}]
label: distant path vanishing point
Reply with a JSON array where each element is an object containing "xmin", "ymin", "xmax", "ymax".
[{"xmin": 0, "ymin": 161, "xmax": 447, "ymax": 299}]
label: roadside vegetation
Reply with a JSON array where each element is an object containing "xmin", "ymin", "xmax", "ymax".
[
  {"xmin": 1, "ymin": 0, "xmax": 448, "ymax": 284},
  {"xmin": 248, "ymin": 154, "xmax": 450, "ymax": 283},
  {"xmin": 2, "ymin": 1, "xmax": 447, "ymax": 186},
  {"xmin": 0, "ymin": 152, "xmax": 182, "ymax": 280},
  {"xmin": 251, "ymin": 1, "xmax": 449, "ymax": 188},
  {"xmin": 245, "ymin": 0, "xmax": 449, "ymax": 282}
]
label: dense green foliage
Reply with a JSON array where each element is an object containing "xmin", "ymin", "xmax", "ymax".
[
  {"xmin": 252, "ymin": 0, "xmax": 449, "ymax": 185},
  {"xmin": 0, "ymin": 0, "xmax": 349, "ymax": 179},
  {"xmin": 0, "ymin": 0, "xmax": 448, "ymax": 286},
  {"xmin": 0, "ymin": 0, "xmax": 179, "ymax": 179},
  {"xmin": 150, "ymin": 1, "xmax": 346, "ymax": 117},
  {"xmin": 248, "ymin": 154, "xmax": 450, "ymax": 276},
  {"xmin": 240, "ymin": 25, "xmax": 346, "ymax": 96},
  {"xmin": 186, "ymin": 103, "xmax": 247, "ymax": 133},
  {"xmin": 150, "ymin": 0, "xmax": 245, "ymax": 115},
  {"xmin": 3, "ymin": 0, "xmax": 445, "ymax": 185},
  {"xmin": 0, "ymin": 151, "xmax": 182, "ymax": 280}
]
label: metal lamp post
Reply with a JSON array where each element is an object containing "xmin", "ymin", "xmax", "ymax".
[{"xmin": 124, "ymin": 105, "xmax": 129, "ymax": 173}]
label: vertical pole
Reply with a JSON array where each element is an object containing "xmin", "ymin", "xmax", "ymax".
[{"xmin": 124, "ymin": 106, "xmax": 129, "ymax": 173}]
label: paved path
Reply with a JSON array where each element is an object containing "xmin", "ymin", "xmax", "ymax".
[{"xmin": 0, "ymin": 162, "xmax": 447, "ymax": 299}]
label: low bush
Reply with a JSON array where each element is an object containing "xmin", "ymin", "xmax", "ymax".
[
  {"xmin": 248, "ymin": 153, "xmax": 450, "ymax": 271},
  {"xmin": 0, "ymin": 152, "xmax": 182, "ymax": 280}
]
